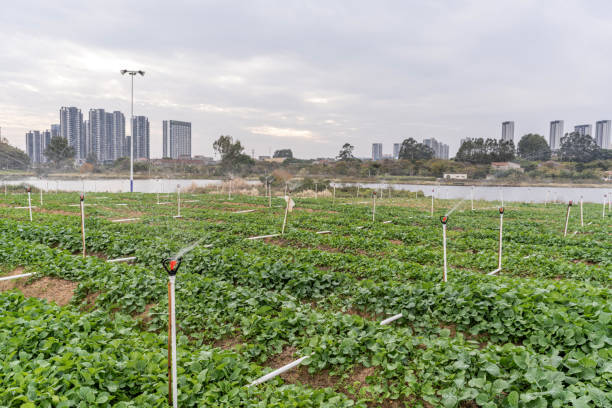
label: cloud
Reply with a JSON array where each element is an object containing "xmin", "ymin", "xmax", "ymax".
[{"xmin": 247, "ymin": 126, "xmax": 317, "ymax": 140}]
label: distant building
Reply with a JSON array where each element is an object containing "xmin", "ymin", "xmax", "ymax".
[
  {"xmin": 124, "ymin": 136, "xmax": 131, "ymax": 158},
  {"xmin": 60, "ymin": 107, "xmax": 84, "ymax": 160},
  {"xmin": 595, "ymin": 120, "xmax": 611, "ymax": 149},
  {"xmin": 25, "ymin": 131, "xmax": 41, "ymax": 164},
  {"xmin": 41, "ymin": 130, "xmax": 51, "ymax": 163},
  {"xmin": 50, "ymin": 124, "xmax": 60, "ymax": 138},
  {"xmin": 110, "ymin": 111, "xmax": 125, "ymax": 161},
  {"xmin": 549, "ymin": 120, "xmax": 564, "ymax": 150},
  {"xmin": 443, "ymin": 173, "xmax": 468, "ymax": 180},
  {"xmin": 423, "ymin": 138, "xmax": 450, "ymax": 160},
  {"xmin": 491, "ymin": 162, "xmax": 522, "ymax": 172},
  {"xmin": 88, "ymin": 109, "xmax": 106, "ymax": 161},
  {"xmin": 163, "ymin": 120, "xmax": 191, "ymax": 159},
  {"xmin": 372, "ymin": 143, "xmax": 383, "ymax": 160},
  {"xmin": 393, "ymin": 143, "xmax": 401, "ymax": 159},
  {"xmin": 574, "ymin": 124, "xmax": 592, "ymax": 137},
  {"xmin": 501, "ymin": 121, "xmax": 514, "ymax": 142},
  {"xmin": 131, "ymin": 116, "xmax": 150, "ymax": 159}
]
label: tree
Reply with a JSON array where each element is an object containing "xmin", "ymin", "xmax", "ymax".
[
  {"xmin": 212, "ymin": 135, "xmax": 254, "ymax": 171},
  {"xmin": 517, "ymin": 134, "xmax": 550, "ymax": 161},
  {"xmin": 44, "ymin": 136, "xmax": 75, "ymax": 167},
  {"xmin": 559, "ymin": 132, "xmax": 601, "ymax": 162},
  {"xmin": 273, "ymin": 149, "xmax": 293, "ymax": 159},
  {"xmin": 398, "ymin": 138, "xmax": 434, "ymax": 161},
  {"xmin": 455, "ymin": 138, "xmax": 515, "ymax": 164},
  {"xmin": 337, "ymin": 143, "xmax": 355, "ymax": 160}
]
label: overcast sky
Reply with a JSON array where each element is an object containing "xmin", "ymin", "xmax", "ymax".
[{"xmin": 1, "ymin": 0, "xmax": 611, "ymax": 159}]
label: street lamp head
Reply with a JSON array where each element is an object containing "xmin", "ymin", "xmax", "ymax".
[
  {"xmin": 120, "ymin": 69, "xmax": 128, "ymax": 75},
  {"xmin": 137, "ymin": 70, "xmax": 145, "ymax": 76}
]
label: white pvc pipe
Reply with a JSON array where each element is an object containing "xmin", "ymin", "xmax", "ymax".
[
  {"xmin": 497, "ymin": 211, "xmax": 503, "ymax": 270},
  {"xmin": 235, "ymin": 209, "xmax": 256, "ymax": 214},
  {"xmin": 177, "ymin": 185, "xmax": 181, "ymax": 218},
  {"xmin": 604, "ymin": 195, "xmax": 607, "ymax": 218},
  {"xmin": 27, "ymin": 191, "xmax": 32, "ymax": 221},
  {"xmin": 382, "ymin": 220, "xmax": 392, "ymax": 224},
  {"xmin": 564, "ymin": 202, "xmax": 571, "ymax": 237},
  {"xmin": 115, "ymin": 203, "xmax": 128, "ymax": 206},
  {"xmin": 380, "ymin": 313, "xmax": 403, "ymax": 325},
  {"xmin": 107, "ymin": 256, "xmax": 137, "ymax": 263},
  {"xmin": 80, "ymin": 196, "xmax": 86, "ymax": 258},
  {"xmin": 14, "ymin": 206, "xmax": 38, "ymax": 209},
  {"xmin": 111, "ymin": 218, "xmax": 140, "ymax": 223},
  {"xmin": 247, "ymin": 233, "xmax": 280, "ymax": 240},
  {"xmin": 487, "ymin": 268, "xmax": 501, "ymax": 276},
  {"xmin": 248, "ymin": 354, "xmax": 313, "ymax": 387},
  {"xmin": 580, "ymin": 197, "xmax": 583, "ymax": 227},
  {"xmin": 281, "ymin": 196, "xmax": 290, "ymax": 235},
  {"xmin": 40, "ymin": 188, "xmax": 43, "ymax": 207},
  {"xmin": 442, "ymin": 223, "xmax": 447, "ymax": 282},
  {"xmin": 471, "ymin": 186, "xmax": 474, "ymax": 211},
  {"xmin": 316, "ymin": 230, "xmax": 332, "ymax": 234},
  {"xmin": 169, "ymin": 275, "xmax": 178, "ymax": 408},
  {"xmin": 431, "ymin": 189, "xmax": 434, "ymax": 216},
  {"xmin": 0, "ymin": 272, "xmax": 34, "ymax": 282},
  {"xmin": 372, "ymin": 194, "xmax": 376, "ymax": 222}
]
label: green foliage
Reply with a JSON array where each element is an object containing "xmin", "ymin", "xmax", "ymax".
[
  {"xmin": 337, "ymin": 143, "xmax": 356, "ymax": 161},
  {"xmin": 212, "ymin": 135, "xmax": 254, "ymax": 173},
  {"xmin": 456, "ymin": 138, "xmax": 515, "ymax": 164},
  {"xmin": 44, "ymin": 136, "xmax": 75, "ymax": 167},
  {"xmin": 0, "ymin": 140, "xmax": 30, "ymax": 169},
  {"xmin": 273, "ymin": 149, "xmax": 293, "ymax": 159},
  {"xmin": 559, "ymin": 132, "xmax": 602, "ymax": 163},
  {"xmin": 398, "ymin": 138, "xmax": 434, "ymax": 160},
  {"xmin": 517, "ymin": 134, "xmax": 551, "ymax": 161}
]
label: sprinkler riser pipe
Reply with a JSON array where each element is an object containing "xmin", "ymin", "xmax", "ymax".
[
  {"xmin": 442, "ymin": 223, "xmax": 447, "ymax": 282},
  {"xmin": 27, "ymin": 191, "xmax": 32, "ymax": 221}
]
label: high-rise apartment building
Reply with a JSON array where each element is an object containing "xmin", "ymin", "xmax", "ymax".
[
  {"xmin": 110, "ymin": 111, "xmax": 125, "ymax": 161},
  {"xmin": 423, "ymin": 138, "xmax": 450, "ymax": 160},
  {"xmin": 163, "ymin": 120, "xmax": 192, "ymax": 159},
  {"xmin": 88, "ymin": 109, "xmax": 107, "ymax": 161},
  {"xmin": 60, "ymin": 107, "xmax": 84, "ymax": 160},
  {"xmin": 501, "ymin": 121, "xmax": 514, "ymax": 142},
  {"xmin": 132, "ymin": 116, "xmax": 150, "ymax": 159},
  {"xmin": 595, "ymin": 120, "xmax": 611, "ymax": 149},
  {"xmin": 549, "ymin": 120, "xmax": 564, "ymax": 150},
  {"xmin": 393, "ymin": 143, "xmax": 401, "ymax": 159},
  {"xmin": 41, "ymin": 130, "xmax": 51, "ymax": 163},
  {"xmin": 574, "ymin": 124, "xmax": 592, "ymax": 137},
  {"xmin": 372, "ymin": 143, "xmax": 383, "ymax": 160},
  {"xmin": 25, "ymin": 130, "xmax": 51, "ymax": 164},
  {"xmin": 50, "ymin": 124, "xmax": 60, "ymax": 138}
]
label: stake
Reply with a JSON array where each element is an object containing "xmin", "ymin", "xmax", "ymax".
[
  {"xmin": 372, "ymin": 191, "xmax": 377, "ymax": 222},
  {"xmin": 162, "ymin": 258, "xmax": 182, "ymax": 408},
  {"xmin": 603, "ymin": 195, "xmax": 607, "ymax": 218},
  {"xmin": 268, "ymin": 182, "xmax": 272, "ymax": 208},
  {"xmin": 281, "ymin": 192, "xmax": 292, "ymax": 235},
  {"xmin": 80, "ymin": 194, "xmax": 86, "ymax": 258},
  {"xmin": 500, "ymin": 188, "xmax": 504, "ymax": 207},
  {"xmin": 315, "ymin": 183, "xmax": 318, "ymax": 199},
  {"xmin": 440, "ymin": 216, "xmax": 448, "ymax": 282},
  {"xmin": 564, "ymin": 200, "xmax": 572, "ymax": 237},
  {"xmin": 175, "ymin": 185, "xmax": 182, "ymax": 218},
  {"xmin": 26, "ymin": 187, "xmax": 32, "ymax": 221},
  {"xmin": 332, "ymin": 185, "xmax": 336, "ymax": 206},
  {"xmin": 228, "ymin": 180, "xmax": 232, "ymax": 200},
  {"xmin": 431, "ymin": 189, "xmax": 434, "ymax": 216},
  {"xmin": 470, "ymin": 186, "xmax": 474, "ymax": 211},
  {"xmin": 545, "ymin": 190, "xmax": 549, "ymax": 207},
  {"xmin": 580, "ymin": 196, "xmax": 583, "ymax": 227},
  {"xmin": 488, "ymin": 207, "xmax": 504, "ymax": 275},
  {"xmin": 40, "ymin": 187, "xmax": 43, "ymax": 207}
]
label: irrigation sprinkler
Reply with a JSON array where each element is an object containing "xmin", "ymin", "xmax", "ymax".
[
  {"xmin": 564, "ymin": 201, "xmax": 572, "ymax": 237},
  {"xmin": 80, "ymin": 194, "xmax": 86, "ymax": 258},
  {"xmin": 281, "ymin": 193, "xmax": 295, "ymax": 235},
  {"xmin": 332, "ymin": 185, "xmax": 336, "ymax": 206},
  {"xmin": 487, "ymin": 207, "xmax": 504, "ymax": 276},
  {"xmin": 162, "ymin": 257, "xmax": 182, "ymax": 408},
  {"xmin": 470, "ymin": 186, "xmax": 474, "ymax": 211},
  {"xmin": 26, "ymin": 187, "xmax": 32, "ymax": 221},
  {"xmin": 372, "ymin": 191, "xmax": 377, "ymax": 222},
  {"xmin": 440, "ymin": 215, "xmax": 448, "ymax": 283},
  {"xmin": 431, "ymin": 189, "xmax": 435, "ymax": 216},
  {"xmin": 174, "ymin": 185, "xmax": 182, "ymax": 218},
  {"xmin": 580, "ymin": 196, "xmax": 584, "ymax": 227}
]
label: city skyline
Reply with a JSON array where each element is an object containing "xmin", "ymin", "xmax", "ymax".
[{"xmin": 3, "ymin": 1, "xmax": 612, "ymax": 159}]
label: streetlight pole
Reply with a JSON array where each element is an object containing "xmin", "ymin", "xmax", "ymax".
[{"xmin": 120, "ymin": 69, "xmax": 145, "ymax": 193}]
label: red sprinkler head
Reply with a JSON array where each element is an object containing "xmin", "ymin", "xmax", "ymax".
[
  {"xmin": 440, "ymin": 215, "xmax": 448, "ymax": 224},
  {"xmin": 162, "ymin": 257, "xmax": 183, "ymax": 276},
  {"xmin": 568, "ymin": 200, "xmax": 573, "ymax": 206},
  {"xmin": 499, "ymin": 207, "xmax": 504, "ymax": 214},
  {"xmin": 80, "ymin": 194, "xmax": 84, "ymax": 202},
  {"xmin": 26, "ymin": 187, "xmax": 31, "ymax": 193},
  {"xmin": 373, "ymin": 191, "xmax": 377, "ymax": 196}
]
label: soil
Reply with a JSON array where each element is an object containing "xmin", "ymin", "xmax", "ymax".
[
  {"xmin": 213, "ymin": 335, "xmax": 245, "ymax": 350},
  {"xmin": 134, "ymin": 303, "xmax": 156, "ymax": 324},
  {"xmin": 0, "ymin": 268, "xmax": 78, "ymax": 306}
]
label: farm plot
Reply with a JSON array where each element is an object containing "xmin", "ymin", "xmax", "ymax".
[{"xmin": 0, "ymin": 189, "xmax": 610, "ymax": 407}]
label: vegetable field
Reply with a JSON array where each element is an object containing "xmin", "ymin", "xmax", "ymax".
[{"xmin": 0, "ymin": 187, "xmax": 610, "ymax": 407}]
